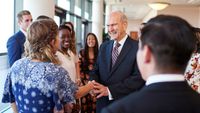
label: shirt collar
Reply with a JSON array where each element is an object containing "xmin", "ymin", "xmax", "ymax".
[
  {"xmin": 20, "ymin": 28, "xmax": 27, "ymax": 36},
  {"xmin": 146, "ymin": 74, "xmax": 185, "ymax": 86},
  {"xmin": 113, "ymin": 34, "xmax": 128, "ymax": 47}
]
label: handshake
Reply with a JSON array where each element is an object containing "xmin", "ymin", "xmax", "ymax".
[{"xmin": 87, "ymin": 80, "xmax": 109, "ymax": 98}]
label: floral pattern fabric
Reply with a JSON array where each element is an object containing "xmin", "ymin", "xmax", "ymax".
[
  {"xmin": 2, "ymin": 58, "xmax": 78, "ymax": 113},
  {"xmin": 185, "ymin": 52, "xmax": 200, "ymax": 93}
]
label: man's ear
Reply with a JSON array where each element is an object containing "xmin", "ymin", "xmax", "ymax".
[
  {"xmin": 123, "ymin": 21, "xmax": 128, "ymax": 30},
  {"xmin": 143, "ymin": 45, "xmax": 152, "ymax": 63}
]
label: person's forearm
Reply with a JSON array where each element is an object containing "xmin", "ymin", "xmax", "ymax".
[
  {"xmin": 11, "ymin": 102, "xmax": 18, "ymax": 113},
  {"xmin": 75, "ymin": 82, "xmax": 93, "ymax": 99}
]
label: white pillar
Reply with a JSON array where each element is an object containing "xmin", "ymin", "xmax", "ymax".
[
  {"xmin": 23, "ymin": 0, "xmax": 55, "ymax": 20},
  {"xmin": 92, "ymin": 0, "xmax": 104, "ymax": 44},
  {"xmin": 105, "ymin": 4, "xmax": 112, "ymax": 33}
]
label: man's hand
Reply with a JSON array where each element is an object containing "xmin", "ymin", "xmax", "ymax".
[{"xmin": 93, "ymin": 81, "xmax": 108, "ymax": 98}]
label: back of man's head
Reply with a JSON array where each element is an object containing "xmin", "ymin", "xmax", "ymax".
[
  {"xmin": 36, "ymin": 15, "xmax": 51, "ymax": 20},
  {"xmin": 140, "ymin": 15, "xmax": 197, "ymax": 72}
]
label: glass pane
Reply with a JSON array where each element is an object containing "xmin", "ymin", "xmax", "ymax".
[
  {"xmin": 0, "ymin": 1, "xmax": 14, "ymax": 112},
  {"xmin": 54, "ymin": 15, "xmax": 60, "ymax": 26},
  {"xmin": 75, "ymin": 6, "xmax": 81, "ymax": 16},
  {"xmin": 85, "ymin": 12, "xmax": 89, "ymax": 19},
  {"xmin": 66, "ymin": 13, "xmax": 70, "ymax": 21},
  {"xmin": 57, "ymin": 0, "xmax": 70, "ymax": 10},
  {"xmin": 74, "ymin": 0, "xmax": 81, "ymax": 16},
  {"xmin": 0, "ymin": 1, "xmax": 14, "ymax": 53}
]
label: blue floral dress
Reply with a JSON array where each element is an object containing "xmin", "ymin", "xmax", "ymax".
[{"xmin": 2, "ymin": 58, "xmax": 78, "ymax": 113}]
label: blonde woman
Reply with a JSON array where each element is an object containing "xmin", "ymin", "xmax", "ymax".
[{"xmin": 2, "ymin": 19, "xmax": 93, "ymax": 113}]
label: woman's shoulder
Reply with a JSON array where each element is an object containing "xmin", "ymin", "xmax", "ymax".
[{"xmin": 11, "ymin": 57, "xmax": 29, "ymax": 70}]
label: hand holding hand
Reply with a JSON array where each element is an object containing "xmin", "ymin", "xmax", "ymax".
[{"xmin": 93, "ymin": 81, "xmax": 108, "ymax": 98}]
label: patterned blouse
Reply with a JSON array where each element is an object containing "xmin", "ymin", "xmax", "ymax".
[
  {"xmin": 2, "ymin": 58, "xmax": 78, "ymax": 113},
  {"xmin": 185, "ymin": 52, "xmax": 200, "ymax": 93}
]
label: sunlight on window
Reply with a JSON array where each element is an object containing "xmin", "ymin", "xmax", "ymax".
[
  {"xmin": 0, "ymin": 1, "xmax": 14, "ymax": 53},
  {"xmin": 85, "ymin": 12, "xmax": 89, "ymax": 19},
  {"xmin": 66, "ymin": 13, "xmax": 70, "ymax": 21},
  {"xmin": 0, "ymin": 1, "xmax": 14, "ymax": 112},
  {"xmin": 54, "ymin": 16, "xmax": 60, "ymax": 26},
  {"xmin": 58, "ymin": 0, "xmax": 70, "ymax": 10},
  {"xmin": 75, "ymin": 6, "xmax": 81, "ymax": 16}
]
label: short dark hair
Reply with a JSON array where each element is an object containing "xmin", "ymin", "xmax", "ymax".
[
  {"xmin": 36, "ymin": 15, "xmax": 51, "ymax": 20},
  {"xmin": 58, "ymin": 24, "xmax": 72, "ymax": 32},
  {"xmin": 140, "ymin": 15, "xmax": 197, "ymax": 72}
]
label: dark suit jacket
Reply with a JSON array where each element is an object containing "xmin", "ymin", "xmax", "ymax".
[
  {"xmin": 90, "ymin": 36, "xmax": 145, "ymax": 113},
  {"xmin": 102, "ymin": 81, "xmax": 200, "ymax": 113},
  {"xmin": 7, "ymin": 31, "xmax": 26, "ymax": 66}
]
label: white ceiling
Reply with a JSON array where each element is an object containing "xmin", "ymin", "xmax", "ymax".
[{"xmin": 104, "ymin": 0, "xmax": 200, "ymax": 20}]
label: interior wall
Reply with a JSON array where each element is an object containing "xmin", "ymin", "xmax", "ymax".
[
  {"xmin": 142, "ymin": 10, "xmax": 157, "ymax": 23},
  {"xmin": 198, "ymin": 7, "xmax": 200, "ymax": 27},
  {"xmin": 127, "ymin": 19, "xmax": 142, "ymax": 36},
  {"xmin": 24, "ymin": 0, "xmax": 55, "ymax": 20},
  {"xmin": 158, "ymin": 5, "xmax": 200, "ymax": 27},
  {"xmin": 127, "ymin": 5, "xmax": 200, "ymax": 39}
]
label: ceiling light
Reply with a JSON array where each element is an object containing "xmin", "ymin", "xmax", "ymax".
[{"xmin": 148, "ymin": 2, "xmax": 170, "ymax": 11}]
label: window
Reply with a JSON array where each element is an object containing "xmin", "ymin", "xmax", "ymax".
[
  {"xmin": 0, "ymin": 1, "xmax": 14, "ymax": 112},
  {"xmin": 54, "ymin": 15, "xmax": 60, "ymax": 26},
  {"xmin": 0, "ymin": 1, "xmax": 14, "ymax": 53},
  {"xmin": 57, "ymin": 0, "xmax": 70, "ymax": 10}
]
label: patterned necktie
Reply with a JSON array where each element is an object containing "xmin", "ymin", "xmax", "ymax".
[{"xmin": 112, "ymin": 42, "xmax": 121, "ymax": 67}]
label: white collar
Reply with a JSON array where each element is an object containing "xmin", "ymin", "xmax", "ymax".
[
  {"xmin": 113, "ymin": 34, "xmax": 128, "ymax": 47},
  {"xmin": 146, "ymin": 74, "xmax": 185, "ymax": 86},
  {"xmin": 20, "ymin": 28, "xmax": 27, "ymax": 36}
]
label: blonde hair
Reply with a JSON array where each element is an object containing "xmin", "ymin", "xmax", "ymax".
[
  {"xmin": 25, "ymin": 19, "xmax": 60, "ymax": 64},
  {"xmin": 17, "ymin": 10, "xmax": 31, "ymax": 22}
]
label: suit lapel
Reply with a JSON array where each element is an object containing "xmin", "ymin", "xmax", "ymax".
[
  {"xmin": 107, "ymin": 41, "xmax": 114, "ymax": 72},
  {"xmin": 110, "ymin": 37, "xmax": 131, "ymax": 74}
]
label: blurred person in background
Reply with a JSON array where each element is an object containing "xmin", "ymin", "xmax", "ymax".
[
  {"xmin": 64, "ymin": 21, "xmax": 77, "ymax": 55},
  {"xmin": 7, "ymin": 10, "xmax": 32, "ymax": 66},
  {"xmin": 185, "ymin": 28, "xmax": 200, "ymax": 93},
  {"xmin": 79, "ymin": 33, "xmax": 99, "ymax": 113}
]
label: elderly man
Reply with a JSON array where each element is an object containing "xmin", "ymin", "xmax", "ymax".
[
  {"xmin": 102, "ymin": 15, "xmax": 200, "ymax": 113},
  {"xmin": 90, "ymin": 10, "xmax": 145, "ymax": 113}
]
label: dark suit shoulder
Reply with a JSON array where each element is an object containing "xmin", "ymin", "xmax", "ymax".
[
  {"xmin": 126, "ymin": 36, "xmax": 139, "ymax": 46},
  {"xmin": 102, "ymin": 91, "xmax": 140, "ymax": 113},
  {"xmin": 104, "ymin": 82, "xmax": 200, "ymax": 113},
  {"xmin": 100, "ymin": 39, "xmax": 113, "ymax": 46},
  {"xmin": 7, "ymin": 31, "xmax": 25, "ymax": 43},
  {"xmin": 99, "ymin": 40, "xmax": 113, "ymax": 50}
]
